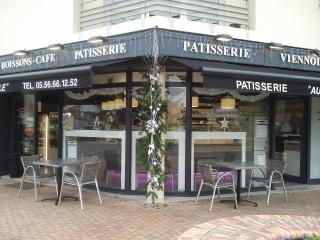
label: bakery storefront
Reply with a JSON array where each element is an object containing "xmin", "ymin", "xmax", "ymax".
[{"xmin": 0, "ymin": 28, "xmax": 320, "ymax": 194}]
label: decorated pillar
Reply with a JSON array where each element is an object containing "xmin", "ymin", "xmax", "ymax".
[
  {"xmin": 146, "ymin": 70, "xmax": 166, "ymax": 204},
  {"xmin": 135, "ymin": 27, "xmax": 167, "ymax": 204}
]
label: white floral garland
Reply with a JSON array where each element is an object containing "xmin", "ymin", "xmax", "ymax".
[
  {"xmin": 65, "ymin": 88, "xmax": 125, "ymax": 100},
  {"xmin": 193, "ymin": 88, "xmax": 269, "ymax": 102}
]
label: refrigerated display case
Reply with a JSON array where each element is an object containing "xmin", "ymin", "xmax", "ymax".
[
  {"xmin": 22, "ymin": 117, "xmax": 35, "ymax": 155},
  {"xmin": 38, "ymin": 112, "xmax": 58, "ymax": 160},
  {"xmin": 17, "ymin": 95, "xmax": 36, "ymax": 156}
]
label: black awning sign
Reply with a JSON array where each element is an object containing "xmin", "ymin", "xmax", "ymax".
[
  {"xmin": 204, "ymin": 76, "xmax": 320, "ymax": 96},
  {"xmin": 0, "ymin": 74, "xmax": 91, "ymax": 93}
]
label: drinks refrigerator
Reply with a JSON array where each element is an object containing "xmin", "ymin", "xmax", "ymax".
[{"xmin": 38, "ymin": 112, "xmax": 58, "ymax": 160}]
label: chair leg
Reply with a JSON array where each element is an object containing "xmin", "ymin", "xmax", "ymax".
[
  {"xmin": 106, "ymin": 171, "xmax": 109, "ymax": 186},
  {"xmin": 247, "ymin": 179, "xmax": 252, "ymax": 200},
  {"xmin": 171, "ymin": 173, "xmax": 174, "ymax": 191},
  {"xmin": 209, "ymin": 185, "xmax": 218, "ymax": 212},
  {"xmin": 54, "ymin": 176, "xmax": 58, "ymax": 197},
  {"xmin": 281, "ymin": 178, "xmax": 288, "ymax": 203},
  {"xmin": 266, "ymin": 181, "xmax": 272, "ymax": 207},
  {"xmin": 18, "ymin": 173, "xmax": 26, "ymax": 198},
  {"xmin": 247, "ymin": 169, "xmax": 254, "ymax": 200},
  {"xmin": 232, "ymin": 175, "xmax": 238, "ymax": 209},
  {"xmin": 95, "ymin": 179, "xmax": 102, "ymax": 205},
  {"xmin": 38, "ymin": 179, "xmax": 42, "ymax": 194},
  {"xmin": 58, "ymin": 176, "xmax": 64, "ymax": 206},
  {"xmin": 195, "ymin": 180, "xmax": 203, "ymax": 205},
  {"xmin": 78, "ymin": 185, "xmax": 84, "ymax": 210},
  {"xmin": 33, "ymin": 175, "xmax": 38, "ymax": 202}
]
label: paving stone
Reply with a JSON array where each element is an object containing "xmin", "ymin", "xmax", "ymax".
[{"xmin": 0, "ymin": 177, "xmax": 320, "ymax": 239}]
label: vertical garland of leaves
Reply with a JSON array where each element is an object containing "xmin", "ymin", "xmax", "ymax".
[
  {"xmin": 135, "ymin": 28, "xmax": 167, "ymax": 203},
  {"xmin": 136, "ymin": 65, "xmax": 167, "ymax": 204}
]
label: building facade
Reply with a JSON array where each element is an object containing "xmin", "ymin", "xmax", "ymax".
[{"xmin": 0, "ymin": 0, "xmax": 320, "ymax": 195}]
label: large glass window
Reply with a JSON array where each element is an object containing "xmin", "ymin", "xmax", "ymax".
[
  {"xmin": 92, "ymin": 72, "xmax": 126, "ymax": 84},
  {"xmin": 310, "ymin": 97, "xmax": 320, "ymax": 179},
  {"xmin": 191, "ymin": 86, "xmax": 269, "ymax": 190},
  {"xmin": 275, "ymin": 97, "xmax": 305, "ymax": 178},
  {"xmin": 63, "ymin": 87, "xmax": 126, "ymax": 189}
]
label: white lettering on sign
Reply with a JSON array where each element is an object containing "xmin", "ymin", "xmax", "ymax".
[
  {"xmin": 308, "ymin": 85, "xmax": 320, "ymax": 95},
  {"xmin": 74, "ymin": 43, "xmax": 127, "ymax": 60},
  {"xmin": 34, "ymin": 53, "xmax": 56, "ymax": 64},
  {"xmin": 0, "ymin": 83, "xmax": 9, "ymax": 92},
  {"xmin": 235, "ymin": 80, "xmax": 288, "ymax": 93},
  {"xmin": 183, "ymin": 41, "xmax": 251, "ymax": 58},
  {"xmin": 1, "ymin": 53, "xmax": 56, "ymax": 70},
  {"xmin": 1, "ymin": 57, "xmax": 32, "ymax": 70},
  {"xmin": 22, "ymin": 78, "xmax": 79, "ymax": 91},
  {"xmin": 280, "ymin": 53, "xmax": 320, "ymax": 67}
]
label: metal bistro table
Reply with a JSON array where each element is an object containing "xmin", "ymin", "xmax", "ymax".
[
  {"xmin": 212, "ymin": 161, "xmax": 265, "ymax": 208},
  {"xmin": 33, "ymin": 158, "xmax": 83, "ymax": 205}
]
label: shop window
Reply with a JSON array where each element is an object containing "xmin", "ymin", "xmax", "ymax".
[
  {"xmin": 166, "ymin": 72, "xmax": 186, "ymax": 82},
  {"xmin": 63, "ymin": 87, "xmax": 126, "ymax": 189},
  {"xmin": 63, "ymin": 88, "xmax": 126, "ymax": 131},
  {"xmin": 310, "ymin": 97, "xmax": 320, "ymax": 179},
  {"xmin": 133, "ymin": 71, "xmax": 186, "ymax": 83},
  {"xmin": 192, "ymin": 72, "xmax": 203, "ymax": 83},
  {"xmin": 133, "ymin": 72, "xmax": 145, "ymax": 82},
  {"xmin": 92, "ymin": 72, "xmax": 126, "ymax": 84},
  {"xmin": 191, "ymin": 87, "xmax": 269, "ymax": 191}
]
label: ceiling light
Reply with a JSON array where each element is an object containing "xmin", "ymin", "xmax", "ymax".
[
  {"xmin": 132, "ymin": 97, "xmax": 139, "ymax": 108},
  {"xmin": 88, "ymin": 36, "xmax": 104, "ymax": 44},
  {"xmin": 101, "ymin": 101, "xmax": 114, "ymax": 111},
  {"xmin": 221, "ymin": 96, "xmax": 235, "ymax": 110},
  {"xmin": 216, "ymin": 34, "xmax": 233, "ymax": 42},
  {"xmin": 47, "ymin": 43, "xmax": 64, "ymax": 51},
  {"xmin": 310, "ymin": 49, "xmax": 320, "ymax": 58},
  {"xmin": 268, "ymin": 42, "xmax": 284, "ymax": 50},
  {"xmin": 114, "ymin": 98, "xmax": 125, "ymax": 109},
  {"xmin": 192, "ymin": 96, "xmax": 199, "ymax": 108},
  {"xmin": 13, "ymin": 50, "xmax": 28, "ymax": 56}
]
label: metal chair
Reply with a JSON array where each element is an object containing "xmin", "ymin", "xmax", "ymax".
[
  {"xmin": 18, "ymin": 155, "xmax": 58, "ymax": 201},
  {"xmin": 59, "ymin": 156, "xmax": 102, "ymax": 210},
  {"xmin": 247, "ymin": 159, "xmax": 288, "ymax": 206},
  {"xmin": 195, "ymin": 163, "xmax": 238, "ymax": 212}
]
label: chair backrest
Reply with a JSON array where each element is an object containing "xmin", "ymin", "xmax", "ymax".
[
  {"xmin": 266, "ymin": 159, "xmax": 286, "ymax": 180},
  {"xmin": 83, "ymin": 156, "xmax": 98, "ymax": 163},
  {"xmin": 198, "ymin": 163, "xmax": 216, "ymax": 185},
  {"xmin": 80, "ymin": 161, "xmax": 101, "ymax": 183},
  {"xmin": 20, "ymin": 155, "xmax": 39, "ymax": 176}
]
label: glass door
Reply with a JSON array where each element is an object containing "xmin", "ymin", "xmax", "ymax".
[{"xmin": 274, "ymin": 96, "xmax": 307, "ymax": 182}]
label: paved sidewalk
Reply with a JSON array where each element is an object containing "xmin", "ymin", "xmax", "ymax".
[{"xmin": 0, "ymin": 177, "xmax": 319, "ymax": 240}]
